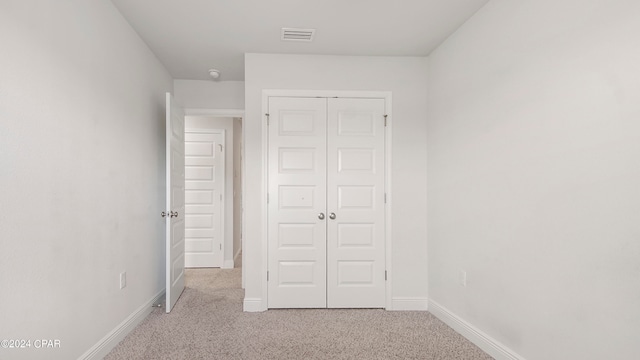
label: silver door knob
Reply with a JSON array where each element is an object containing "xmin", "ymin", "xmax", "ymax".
[
  {"xmin": 329, "ymin": 212, "xmax": 336, "ymax": 220},
  {"xmin": 161, "ymin": 211, "xmax": 167, "ymax": 218},
  {"xmin": 318, "ymin": 213, "xmax": 325, "ymax": 220},
  {"xmin": 170, "ymin": 211, "xmax": 179, "ymax": 218}
]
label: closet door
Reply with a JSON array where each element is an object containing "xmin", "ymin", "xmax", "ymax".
[
  {"xmin": 267, "ymin": 97, "xmax": 328, "ymax": 308},
  {"xmin": 326, "ymin": 98, "xmax": 386, "ymax": 308}
]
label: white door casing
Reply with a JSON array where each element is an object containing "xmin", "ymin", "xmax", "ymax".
[
  {"xmin": 166, "ymin": 93, "xmax": 186, "ymax": 313},
  {"xmin": 268, "ymin": 97, "xmax": 328, "ymax": 308},
  {"xmin": 267, "ymin": 96, "xmax": 387, "ymax": 309},
  {"xmin": 326, "ymin": 98, "xmax": 386, "ymax": 308},
  {"xmin": 184, "ymin": 130, "xmax": 225, "ymax": 268}
]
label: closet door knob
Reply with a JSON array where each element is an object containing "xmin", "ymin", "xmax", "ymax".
[
  {"xmin": 329, "ymin": 213, "xmax": 336, "ymax": 220},
  {"xmin": 318, "ymin": 213, "xmax": 325, "ymax": 220},
  {"xmin": 161, "ymin": 211, "xmax": 168, "ymax": 218}
]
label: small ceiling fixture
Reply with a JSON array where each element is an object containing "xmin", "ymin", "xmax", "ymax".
[
  {"xmin": 208, "ymin": 69, "xmax": 220, "ymax": 79},
  {"xmin": 281, "ymin": 28, "xmax": 315, "ymax": 42}
]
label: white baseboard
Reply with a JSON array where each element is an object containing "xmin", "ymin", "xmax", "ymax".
[
  {"xmin": 390, "ymin": 297, "xmax": 429, "ymax": 311},
  {"xmin": 79, "ymin": 290, "xmax": 165, "ymax": 360},
  {"xmin": 222, "ymin": 259, "xmax": 234, "ymax": 269},
  {"xmin": 243, "ymin": 297, "xmax": 266, "ymax": 312},
  {"xmin": 428, "ymin": 300, "xmax": 526, "ymax": 360}
]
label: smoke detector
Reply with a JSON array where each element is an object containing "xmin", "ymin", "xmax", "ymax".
[
  {"xmin": 208, "ymin": 69, "xmax": 220, "ymax": 79},
  {"xmin": 281, "ymin": 28, "xmax": 315, "ymax": 42}
]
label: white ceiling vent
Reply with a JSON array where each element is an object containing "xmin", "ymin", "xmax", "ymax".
[{"xmin": 281, "ymin": 28, "xmax": 315, "ymax": 42}]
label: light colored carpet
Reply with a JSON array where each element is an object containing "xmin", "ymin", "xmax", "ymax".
[{"xmin": 105, "ymin": 267, "xmax": 492, "ymax": 360}]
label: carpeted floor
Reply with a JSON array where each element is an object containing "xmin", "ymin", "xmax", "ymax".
[{"xmin": 105, "ymin": 266, "xmax": 492, "ymax": 360}]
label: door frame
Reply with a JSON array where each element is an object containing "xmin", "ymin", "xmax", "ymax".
[
  {"xmin": 261, "ymin": 89, "xmax": 393, "ymax": 310},
  {"xmin": 185, "ymin": 109, "xmax": 246, "ymax": 286}
]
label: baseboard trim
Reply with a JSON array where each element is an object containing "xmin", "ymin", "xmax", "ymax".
[
  {"xmin": 243, "ymin": 297, "xmax": 266, "ymax": 312},
  {"xmin": 390, "ymin": 297, "xmax": 429, "ymax": 311},
  {"xmin": 222, "ymin": 260, "xmax": 234, "ymax": 269},
  {"xmin": 79, "ymin": 290, "xmax": 164, "ymax": 360},
  {"xmin": 428, "ymin": 300, "xmax": 526, "ymax": 360}
]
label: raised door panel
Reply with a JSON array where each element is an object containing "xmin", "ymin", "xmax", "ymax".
[{"xmin": 268, "ymin": 97, "xmax": 327, "ymax": 308}]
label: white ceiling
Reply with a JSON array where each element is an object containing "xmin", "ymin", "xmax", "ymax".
[{"xmin": 111, "ymin": 0, "xmax": 489, "ymax": 81}]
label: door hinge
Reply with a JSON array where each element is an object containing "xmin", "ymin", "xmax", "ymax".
[
  {"xmin": 384, "ymin": 193, "xmax": 387, "ymax": 203},
  {"xmin": 385, "ymin": 270, "xmax": 388, "ymax": 281},
  {"xmin": 267, "ymin": 193, "xmax": 269, "ymax": 204},
  {"xmin": 265, "ymin": 113, "xmax": 270, "ymax": 125},
  {"xmin": 220, "ymin": 194, "xmax": 222, "ymax": 201},
  {"xmin": 219, "ymin": 244, "xmax": 222, "ymax": 250},
  {"xmin": 384, "ymin": 114, "xmax": 388, "ymax": 127},
  {"xmin": 267, "ymin": 271, "xmax": 270, "ymax": 281}
]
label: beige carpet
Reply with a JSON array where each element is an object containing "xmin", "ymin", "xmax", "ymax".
[{"xmin": 105, "ymin": 267, "xmax": 492, "ymax": 360}]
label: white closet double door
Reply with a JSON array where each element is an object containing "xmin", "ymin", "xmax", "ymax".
[{"xmin": 268, "ymin": 97, "xmax": 386, "ymax": 309}]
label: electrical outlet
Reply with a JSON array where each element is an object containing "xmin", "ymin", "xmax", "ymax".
[
  {"xmin": 459, "ymin": 270, "xmax": 467, "ymax": 287},
  {"xmin": 120, "ymin": 272, "xmax": 127, "ymax": 289}
]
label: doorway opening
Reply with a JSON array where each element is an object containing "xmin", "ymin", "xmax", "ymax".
[{"xmin": 184, "ymin": 116, "xmax": 244, "ymax": 273}]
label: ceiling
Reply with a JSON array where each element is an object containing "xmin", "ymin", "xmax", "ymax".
[{"xmin": 111, "ymin": 0, "xmax": 489, "ymax": 81}]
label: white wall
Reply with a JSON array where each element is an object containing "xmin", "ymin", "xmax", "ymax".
[
  {"xmin": 244, "ymin": 54, "xmax": 429, "ymax": 310},
  {"xmin": 427, "ymin": 0, "xmax": 640, "ymax": 359},
  {"xmin": 0, "ymin": 1, "xmax": 172, "ymax": 359},
  {"xmin": 185, "ymin": 117, "xmax": 236, "ymax": 268},
  {"xmin": 174, "ymin": 80, "xmax": 245, "ymax": 110}
]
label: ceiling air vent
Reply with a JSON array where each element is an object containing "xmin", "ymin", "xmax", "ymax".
[{"xmin": 281, "ymin": 28, "xmax": 315, "ymax": 42}]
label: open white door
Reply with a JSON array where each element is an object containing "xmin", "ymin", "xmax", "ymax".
[{"xmin": 165, "ymin": 92, "xmax": 186, "ymax": 313}]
